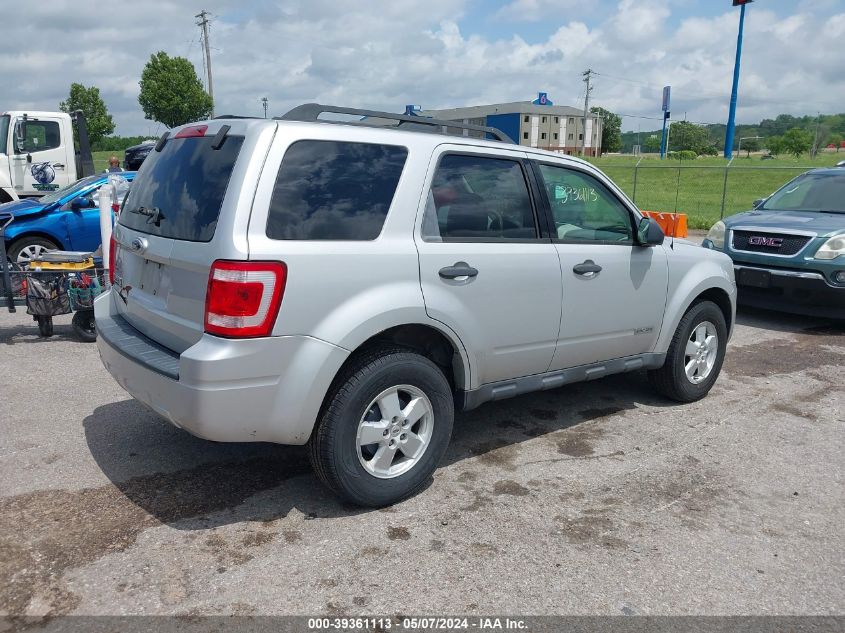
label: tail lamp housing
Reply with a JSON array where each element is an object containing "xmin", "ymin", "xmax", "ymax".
[{"xmin": 204, "ymin": 260, "xmax": 287, "ymax": 338}]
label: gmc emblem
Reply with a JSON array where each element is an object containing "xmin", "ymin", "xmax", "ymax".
[{"xmin": 748, "ymin": 235, "xmax": 783, "ymax": 247}]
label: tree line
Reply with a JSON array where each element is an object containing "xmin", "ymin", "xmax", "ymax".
[{"xmin": 621, "ymin": 112, "xmax": 845, "ymax": 157}]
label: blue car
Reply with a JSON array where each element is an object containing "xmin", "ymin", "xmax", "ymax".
[
  {"xmin": 703, "ymin": 168, "xmax": 845, "ymax": 318},
  {"xmin": 1, "ymin": 172, "xmax": 135, "ymax": 264}
]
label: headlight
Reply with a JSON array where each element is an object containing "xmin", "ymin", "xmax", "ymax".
[
  {"xmin": 706, "ymin": 221, "xmax": 726, "ymax": 249},
  {"xmin": 814, "ymin": 235, "xmax": 845, "ymax": 260}
]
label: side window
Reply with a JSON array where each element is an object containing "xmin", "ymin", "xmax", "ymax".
[
  {"xmin": 538, "ymin": 164, "xmax": 633, "ymax": 242},
  {"xmin": 19, "ymin": 120, "xmax": 61, "ymax": 153},
  {"xmin": 422, "ymin": 154, "xmax": 538, "ymax": 242},
  {"xmin": 267, "ymin": 140, "xmax": 407, "ymax": 240}
]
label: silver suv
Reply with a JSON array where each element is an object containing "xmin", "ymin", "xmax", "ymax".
[{"xmin": 96, "ymin": 104, "xmax": 736, "ymax": 507}]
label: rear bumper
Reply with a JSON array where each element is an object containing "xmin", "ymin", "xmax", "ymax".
[
  {"xmin": 734, "ymin": 264, "xmax": 845, "ymax": 319},
  {"xmin": 95, "ymin": 293, "xmax": 349, "ymax": 444}
]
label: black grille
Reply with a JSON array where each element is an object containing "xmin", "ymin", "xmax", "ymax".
[{"xmin": 732, "ymin": 230, "xmax": 811, "ymax": 256}]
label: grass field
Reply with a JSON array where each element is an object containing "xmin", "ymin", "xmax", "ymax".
[
  {"xmin": 92, "ymin": 150, "xmax": 123, "ymax": 173},
  {"xmin": 93, "ymin": 149, "xmax": 842, "ymax": 231},
  {"xmin": 587, "ymin": 153, "xmax": 843, "ymax": 229}
]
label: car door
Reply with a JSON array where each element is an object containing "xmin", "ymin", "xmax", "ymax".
[
  {"xmin": 415, "ymin": 147, "xmax": 563, "ymax": 387},
  {"xmin": 62, "ymin": 184, "xmax": 104, "ymax": 252},
  {"xmin": 531, "ymin": 161, "xmax": 669, "ymax": 370},
  {"xmin": 11, "ymin": 117, "xmax": 72, "ymax": 197}
]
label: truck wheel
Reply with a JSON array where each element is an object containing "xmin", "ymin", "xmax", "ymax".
[
  {"xmin": 309, "ymin": 347, "xmax": 454, "ymax": 507},
  {"xmin": 72, "ymin": 310, "xmax": 97, "ymax": 342},
  {"xmin": 648, "ymin": 300, "xmax": 727, "ymax": 403},
  {"xmin": 10, "ymin": 237, "xmax": 58, "ymax": 266}
]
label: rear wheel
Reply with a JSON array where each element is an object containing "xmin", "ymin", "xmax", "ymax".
[
  {"xmin": 72, "ymin": 310, "xmax": 97, "ymax": 342},
  {"xmin": 648, "ymin": 300, "xmax": 727, "ymax": 402},
  {"xmin": 308, "ymin": 347, "xmax": 454, "ymax": 507},
  {"xmin": 10, "ymin": 237, "xmax": 58, "ymax": 266}
]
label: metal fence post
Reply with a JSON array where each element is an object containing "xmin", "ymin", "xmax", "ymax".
[
  {"xmin": 632, "ymin": 156, "xmax": 643, "ymax": 205},
  {"xmin": 720, "ymin": 158, "xmax": 734, "ymax": 219}
]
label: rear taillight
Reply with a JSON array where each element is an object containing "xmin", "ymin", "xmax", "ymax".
[
  {"xmin": 108, "ymin": 235, "xmax": 117, "ymax": 285},
  {"xmin": 204, "ymin": 260, "xmax": 287, "ymax": 338}
]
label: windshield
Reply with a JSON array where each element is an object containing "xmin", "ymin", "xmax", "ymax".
[
  {"xmin": 38, "ymin": 175, "xmax": 101, "ymax": 206},
  {"xmin": 762, "ymin": 172, "xmax": 845, "ymax": 213},
  {"xmin": 0, "ymin": 115, "xmax": 9, "ymax": 155}
]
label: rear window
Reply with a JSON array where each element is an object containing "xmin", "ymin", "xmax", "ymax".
[
  {"xmin": 119, "ymin": 135, "xmax": 244, "ymax": 242},
  {"xmin": 266, "ymin": 140, "xmax": 407, "ymax": 240}
]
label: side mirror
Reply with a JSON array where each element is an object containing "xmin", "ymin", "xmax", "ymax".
[
  {"xmin": 637, "ymin": 217, "xmax": 665, "ymax": 247},
  {"xmin": 13, "ymin": 121, "xmax": 25, "ymax": 154},
  {"xmin": 752, "ymin": 197, "xmax": 766, "ymax": 209},
  {"xmin": 71, "ymin": 197, "xmax": 91, "ymax": 211}
]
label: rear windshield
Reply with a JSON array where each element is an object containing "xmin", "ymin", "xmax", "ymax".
[
  {"xmin": 266, "ymin": 140, "xmax": 408, "ymax": 240},
  {"xmin": 119, "ymin": 135, "xmax": 244, "ymax": 241}
]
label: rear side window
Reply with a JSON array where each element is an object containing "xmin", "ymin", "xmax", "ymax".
[
  {"xmin": 422, "ymin": 154, "xmax": 538, "ymax": 241},
  {"xmin": 119, "ymin": 135, "xmax": 244, "ymax": 242},
  {"xmin": 266, "ymin": 140, "xmax": 407, "ymax": 240}
]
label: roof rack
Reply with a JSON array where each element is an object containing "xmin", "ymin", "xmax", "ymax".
[{"xmin": 278, "ymin": 103, "xmax": 515, "ymax": 144}]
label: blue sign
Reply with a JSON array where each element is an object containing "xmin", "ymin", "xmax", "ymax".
[
  {"xmin": 404, "ymin": 105, "xmax": 422, "ymax": 116},
  {"xmin": 532, "ymin": 92, "xmax": 554, "ymax": 106},
  {"xmin": 662, "ymin": 86, "xmax": 671, "ymax": 112}
]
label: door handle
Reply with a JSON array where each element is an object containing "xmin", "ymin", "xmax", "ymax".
[
  {"xmin": 439, "ymin": 262, "xmax": 479, "ymax": 280},
  {"xmin": 573, "ymin": 260, "xmax": 602, "ymax": 276},
  {"xmin": 52, "ymin": 163, "xmax": 65, "ymax": 168}
]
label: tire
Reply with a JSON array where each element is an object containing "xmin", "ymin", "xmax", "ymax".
[
  {"xmin": 72, "ymin": 310, "xmax": 97, "ymax": 342},
  {"xmin": 308, "ymin": 347, "xmax": 454, "ymax": 507},
  {"xmin": 36, "ymin": 315, "xmax": 54, "ymax": 337},
  {"xmin": 10, "ymin": 237, "xmax": 58, "ymax": 266},
  {"xmin": 648, "ymin": 300, "xmax": 728, "ymax": 403}
]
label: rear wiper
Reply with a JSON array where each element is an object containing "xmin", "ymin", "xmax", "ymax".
[{"xmin": 131, "ymin": 206, "xmax": 164, "ymax": 226}]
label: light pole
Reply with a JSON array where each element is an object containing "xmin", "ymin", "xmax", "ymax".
[
  {"xmin": 738, "ymin": 135, "xmax": 762, "ymax": 157},
  {"xmin": 724, "ymin": 0, "xmax": 752, "ymax": 159}
]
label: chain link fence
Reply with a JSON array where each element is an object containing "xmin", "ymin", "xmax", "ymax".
[{"xmin": 599, "ymin": 162, "xmax": 809, "ymax": 229}]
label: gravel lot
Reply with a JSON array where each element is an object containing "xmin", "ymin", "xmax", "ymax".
[{"xmin": 0, "ymin": 301, "xmax": 842, "ymax": 619}]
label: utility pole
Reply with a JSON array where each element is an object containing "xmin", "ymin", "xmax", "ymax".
[
  {"xmin": 811, "ymin": 111, "xmax": 821, "ymax": 159},
  {"xmin": 580, "ymin": 69, "xmax": 593, "ymax": 157},
  {"xmin": 261, "ymin": 97, "xmax": 268, "ymax": 119},
  {"xmin": 196, "ymin": 10, "xmax": 214, "ymax": 118},
  {"xmin": 724, "ymin": 0, "xmax": 752, "ymax": 159}
]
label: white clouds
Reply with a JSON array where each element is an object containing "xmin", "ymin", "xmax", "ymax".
[
  {"xmin": 1, "ymin": 0, "xmax": 843, "ymax": 135},
  {"xmin": 494, "ymin": 0, "xmax": 581, "ymax": 23}
]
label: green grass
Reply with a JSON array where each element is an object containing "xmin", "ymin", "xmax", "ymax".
[
  {"xmin": 586, "ymin": 153, "xmax": 843, "ymax": 229},
  {"xmin": 92, "ymin": 150, "xmax": 122, "ymax": 174}
]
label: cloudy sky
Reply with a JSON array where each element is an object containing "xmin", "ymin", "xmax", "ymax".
[{"xmin": 4, "ymin": 0, "xmax": 844, "ymax": 135}]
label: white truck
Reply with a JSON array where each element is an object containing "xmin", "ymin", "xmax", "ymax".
[{"xmin": 0, "ymin": 110, "xmax": 95, "ymax": 202}]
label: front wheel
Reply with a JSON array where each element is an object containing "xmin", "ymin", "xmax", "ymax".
[
  {"xmin": 72, "ymin": 310, "xmax": 97, "ymax": 342},
  {"xmin": 648, "ymin": 300, "xmax": 727, "ymax": 403},
  {"xmin": 10, "ymin": 237, "xmax": 58, "ymax": 267},
  {"xmin": 308, "ymin": 347, "xmax": 454, "ymax": 507}
]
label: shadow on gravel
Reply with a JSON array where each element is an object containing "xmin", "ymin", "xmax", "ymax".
[
  {"xmin": 82, "ymin": 400, "xmax": 355, "ymax": 529},
  {"xmin": 0, "ymin": 322, "xmax": 81, "ymax": 345},
  {"xmin": 82, "ymin": 370, "xmax": 674, "ymax": 529},
  {"xmin": 735, "ymin": 305, "xmax": 844, "ymax": 335}
]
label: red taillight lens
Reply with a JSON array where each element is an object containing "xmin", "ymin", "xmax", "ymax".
[
  {"xmin": 204, "ymin": 261, "xmax": 287, "ymax": 338},
  {"xmin": 108, "ymin": 235, "xmax": 117, "ymax": 285},
  {"xmin": 174, "ymin": 124, "xmax": 208, "ymax": 139}
]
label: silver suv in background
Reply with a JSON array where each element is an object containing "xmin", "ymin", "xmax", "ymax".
[{"xmin": 96, "ymin": 105, "xmax": 736, "ymax": 507}]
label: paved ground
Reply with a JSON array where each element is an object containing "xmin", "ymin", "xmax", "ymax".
[{"xmin": 0, "ymin": 303, "xmax": 843, "ymax": 618}]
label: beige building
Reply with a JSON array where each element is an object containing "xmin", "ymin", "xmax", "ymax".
[{"xmin": 419, "ymin": 96, "xmax": 603, "ymax": 156}]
